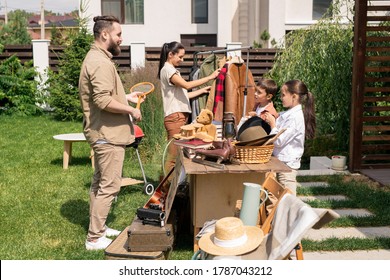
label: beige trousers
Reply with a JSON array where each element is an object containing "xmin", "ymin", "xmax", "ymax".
[
  {"xmin": 87, "ymin": 143, "xmax": 125, "ymax": 241},
  {"xmin": 277, "ymin": 169, "xmax": 298, "ymax": 195}
]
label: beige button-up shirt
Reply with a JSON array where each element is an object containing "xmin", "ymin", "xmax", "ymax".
[{"xmin": 79, "ymin": 44, "xmax": 134, "ymax": 146}]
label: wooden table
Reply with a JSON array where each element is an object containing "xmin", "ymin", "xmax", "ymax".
[
  {"xmin": 179, "ymin": 154, "xmax": 291, "ymax": 251},
  {"xmin": 53, "ymin": 133, "xmax": 93, "ymax": 169}
]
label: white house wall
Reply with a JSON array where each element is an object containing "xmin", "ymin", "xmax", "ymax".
[
  {"xmin": 81, "ymin": 0, "xmax": 351, "ymax": 48},
  {"xmin": 82, "ymin": 0, "xmax": 233, "ymax": 47}
]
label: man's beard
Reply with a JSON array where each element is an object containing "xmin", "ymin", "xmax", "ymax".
[{"xmin": 108, "ymin": 38, "xmax": 121, "ymax": 56}]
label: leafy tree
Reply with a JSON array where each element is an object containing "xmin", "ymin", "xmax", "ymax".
[
  {"xmin": 0, "ymin": 55, "xmax": 42, "ymax": 116},
  {"xmin": 253, "ymin": 29, "xmax": 274, "ymax": 48},
  {"xmin": 46, "ymin": 19, "xmax": 93, "ymax": 121},
  {"xmin": 268, "ymin": 0, "xmax": 354, "ymax": 152},
  {"xmin": 260, "ymin": 29, "xmax": 270, "ymax": 47},
  {"xmin": 50, "ymin": 24, "xmax": 64, "ymax": 45},
  {"xmin": 0, "ymin": 10, "xmax": 31, "ymax": 45}
]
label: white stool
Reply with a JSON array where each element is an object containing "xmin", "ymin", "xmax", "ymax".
[{"xmin": 53, "ymin": 133, "xmax": 93, "ymax": 169}]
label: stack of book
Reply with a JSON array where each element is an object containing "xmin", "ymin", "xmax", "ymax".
[{"xmin": 173, "ymin": 139, "xmax": 212, "ymax": 159}]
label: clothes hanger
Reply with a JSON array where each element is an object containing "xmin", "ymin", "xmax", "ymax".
[{"xmin": 229, "ymin": 55, "xmax": 244, "ymax": 64}]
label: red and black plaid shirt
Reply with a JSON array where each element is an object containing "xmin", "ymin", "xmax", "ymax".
[{"xmin": 213, "ymin": 63, "xmax": 228, "ymax": 115}]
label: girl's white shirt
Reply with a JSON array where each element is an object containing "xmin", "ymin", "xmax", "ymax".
[{"xmin": 270, "ymin": 104, "xmax": 305, "ymax": 169}]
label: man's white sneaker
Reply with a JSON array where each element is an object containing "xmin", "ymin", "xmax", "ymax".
[
  {"xmin": 85, "ymin": 236, "xmax": 112, "ymax": 250},
  {"xmin": 105, "ymin": 226, "xmax": 121, "ymax": 237}
]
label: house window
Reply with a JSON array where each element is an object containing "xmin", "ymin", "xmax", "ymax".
[
  {"xmin": 192, "ymin": 0, "xmax": 208, "ymax": 23},
  {"xmin": 101, "ymin": 0, "xmax": 144, "ymax": 24},
  {"xmin": 102, "ymin": 0, "xmax": 121, "ymax": 21},
  {"xmin": 181, "ymin": 34, "xmax": 217, "ymax": 47},
  {"xmin": 313, "ymin": 0, "xmax": 332, "ymax": 20}
]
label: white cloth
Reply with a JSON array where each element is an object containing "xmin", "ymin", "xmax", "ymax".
[
  {"xmin": 257, "ymin": 193, "xmax": 339, "ymax": 260},
  {"xmin": 270, "ymin": 104, "xmax": 305, "ymax": 169},
  {"xmin": 160, "ymin": 62, "xmax": 191, "ymax": 117}
]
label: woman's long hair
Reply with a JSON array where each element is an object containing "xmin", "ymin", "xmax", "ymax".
[{"xmin": 157, "ymin": 41, "xmax": 185, "ymax": 79}]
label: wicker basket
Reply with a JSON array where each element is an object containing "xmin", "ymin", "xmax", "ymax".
[{"xmin": 234, "ymin": 144, "xmax": 274, "ymax": 164}]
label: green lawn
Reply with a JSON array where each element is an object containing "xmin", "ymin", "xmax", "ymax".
[
  {"xmin": 1, "ymin": 115, "xmax": 389, "ymax": 259},
  {"xmin": 0, "ymin": 115, "xmax": 191, "ymax": 259}
]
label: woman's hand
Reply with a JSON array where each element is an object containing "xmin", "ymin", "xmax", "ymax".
[
  {"xmin": 211, "ymin": 68, "xmax": 221, "ymax": 79},
  {"xmin": 202, "ymin": 86, "xmax": 212, "ymax": 94}
]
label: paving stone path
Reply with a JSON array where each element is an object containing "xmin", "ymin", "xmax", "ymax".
[{"xmin": 296, "ymin": 174, "xmax": 390, "ymax": 260}]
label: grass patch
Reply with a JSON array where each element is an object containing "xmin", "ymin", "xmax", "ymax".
[
  {"xmin": 303, "ymin": 237, "xmax": 390, "ymax": 251},
  {"xmin": 297, "ymin": 174, "xmax": 390, "ymax": 250}
]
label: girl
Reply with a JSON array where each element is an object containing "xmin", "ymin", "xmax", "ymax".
[
  {"xmin": 264, "ymin": 80, "xmax": 316, "ymax": 195},
  {"xmin": 158, "ymin": 41, "xmax": 220, "ymax": 174}
]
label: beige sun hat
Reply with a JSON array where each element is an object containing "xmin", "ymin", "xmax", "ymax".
[
  {"xmin": 238, "ymin": 126, "xmax": 267, "ymax": 143},
  {"xmin": 198, "ymin": 217, "xmax": 264, "ymax": 256}
]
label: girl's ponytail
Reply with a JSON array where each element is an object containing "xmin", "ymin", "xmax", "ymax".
[
  {"xmin": 284, "ymin": 80, "xmax": 316, "ymax": 139},
  {"xmin": 304, "ymin": 91, "xmax": 316, "ymax": 139}
]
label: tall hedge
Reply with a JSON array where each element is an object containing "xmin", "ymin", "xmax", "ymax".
[
  {"xmin": 47, "ymin": 25, "xmax": 93, "ymax": 121},
  {"xmin": 0, "ymin": 55, "xmax": 41, "ymax": 116},
  {"xmin": 268, "ymin": 1, "xmax": 354, "ymax": 152}
]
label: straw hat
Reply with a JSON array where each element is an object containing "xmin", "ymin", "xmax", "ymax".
[{"xmin": 198, "ymin": 217, "xmax": 264, "ymax": 256}]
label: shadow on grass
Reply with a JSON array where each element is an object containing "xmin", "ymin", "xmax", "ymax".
[
  {"xmin": 50, "ymin": 156, "xmax": 92, "ymax": 168},
  {"xmin": 60, "ymin": 199, "xmax": 117, "ymax": 233}
]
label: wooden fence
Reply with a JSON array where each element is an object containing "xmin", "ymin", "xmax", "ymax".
[
  {"xmin": 0, "ymin": 45, "xmax": 278, "ymax": 81},
  {"xmin": 350, "ymin": 0, "xmax": 390, "ymax": 170}
]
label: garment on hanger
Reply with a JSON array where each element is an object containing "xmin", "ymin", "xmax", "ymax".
[
  {"xmin": 210, "ymin": 63, "xmax": 229, "ymax": 122},
  {"xmin": 189, "ymin": 64, "xmax": 200, "ymax": 81},
  {"xmin": 228, "ymin": 56, "xmax": 245, "ymax": 64},
  {"xmin": 224, "ymin": 62, "xmax": 256, "ymax": 126},
  {"xmin": 189, "ymin": 67, "xmax": 201, "ymax": 122},
  {"xmin": 194, "ymin": 54, "xmax": 227, "ymax": 111}
]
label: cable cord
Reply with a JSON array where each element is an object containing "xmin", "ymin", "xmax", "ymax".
[{"xmin": 162, "ymin": 138, "xmax": 174, "ymax": 176}]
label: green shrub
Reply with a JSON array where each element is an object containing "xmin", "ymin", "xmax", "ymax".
[
  {"xmin": 47, "ymin": 25, "xmax": 93, "ymax": 121},
  {"xmin": 268, "ymin": 0, "xmax": 354, "ymax": 152},
  {"xmin": 121, "ymin": 64, "xmax": 167, "ymax": 163},
  {"xmin": 0, "ymin": 55, "xmax": 42, "ymax": 116},
  {"xmin": 0, "ymin": 10, "xmax": 31, "ymax": 45}
]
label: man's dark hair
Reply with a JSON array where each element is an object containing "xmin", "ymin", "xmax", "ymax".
[{"xmin": 93, "ymin": 15, "xmax": 120, "ymax": 39}]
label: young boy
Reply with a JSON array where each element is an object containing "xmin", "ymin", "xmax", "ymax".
[
  {"xmin": 237, "ymin": 78, "xmax": 279, "ymax": 132},
  {"xmin": 249, "ymin": 78, "xmax": 279, "ymax": 120}
]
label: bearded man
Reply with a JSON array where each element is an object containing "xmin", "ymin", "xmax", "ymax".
[{"xmin": 78, "ymin": 15, "xmax": 142, "ymax": 250}]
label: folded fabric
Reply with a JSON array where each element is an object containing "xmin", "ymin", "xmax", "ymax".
[
  {"xmin": 258, "ymin": 193, "xmax": 340, "ymax": 260},
  {"xmin": 196, "ymin": 219, "xmax": 218, "ymax": 240}
]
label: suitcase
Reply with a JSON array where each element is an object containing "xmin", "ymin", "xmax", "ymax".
[
  {"xmin": 105, "ymin": 225, "xmax": 169, "ymax": 260},
  {"xmin": 126, "ymin": 211, "xmax": 176, "ymax": 252}
]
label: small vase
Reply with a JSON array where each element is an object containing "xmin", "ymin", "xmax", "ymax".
[{"xmin": 331, "ymin": 155, "xmax": 347, "ymax": 171}]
